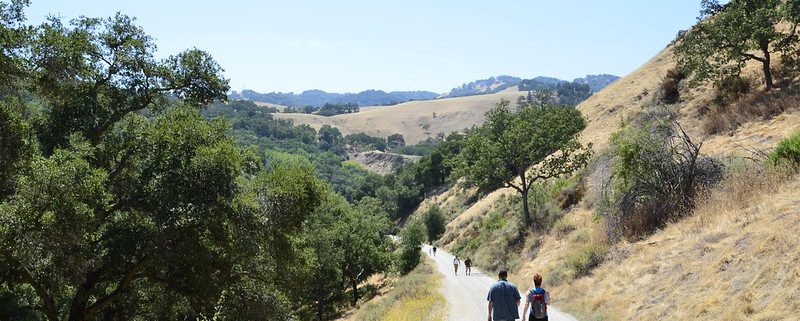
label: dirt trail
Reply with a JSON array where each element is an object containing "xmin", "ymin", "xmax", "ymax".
[{"xmin": 423, "ymin": 245, "xmax": 578, "ymax": 321}]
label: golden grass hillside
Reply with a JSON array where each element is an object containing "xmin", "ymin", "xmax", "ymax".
[
  {"xmin": 274, "ymin": 91, "xmax": 526, "ymax": 144},
  {"xmin": 342, "ymin": 257, "xmax": 445, "ymax": 321},
  {"xmin": 418, "ymin": 40, "xmax": 800, "ymax": 320},
  {"xmin": 514, "ymin": 168, "xmax": 800, "ymax": 321}
]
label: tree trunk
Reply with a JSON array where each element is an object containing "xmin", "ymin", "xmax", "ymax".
[
  {"xmin": 520, "ymin": 187, "xmax": 532, "ymax": 228},
  {"xmin": 316, "ymin": 279, "xmax": 325, "ymax": 321},
  {"xmin": 518, "ymin": 171, "xmax": 533, "ymax": 229},
  {"xmin": 760, "ymin": 41, "xmax": 774, "ymax": 90},
  {"xmin": 350, "ymin": 277, "xmax": 359, "ymax": 307}
]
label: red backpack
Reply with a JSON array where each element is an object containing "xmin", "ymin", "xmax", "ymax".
[{"xmin": 529, "ymin": 289, "xmax": 547, "ymax": 319}]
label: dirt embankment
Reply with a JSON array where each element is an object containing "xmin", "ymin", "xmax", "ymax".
[{"xmin": 350, "ymin": 151, "xmax": 420, "ymax": 175}]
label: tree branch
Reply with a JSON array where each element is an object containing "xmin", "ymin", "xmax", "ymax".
[
  {"xmin": 84, "ymin": 255, "xmax": 151, "ymax": 318},
  {"xmin": 740, "ymin": 52, "xmax": 767, "ymax": 63},
  {"xmin": 19, "ymin": 267, "xmax": 59, "ymax": 321},
  {"xmin": 504, "ymin": 182, "xmax": 523, "ymax": 193}
]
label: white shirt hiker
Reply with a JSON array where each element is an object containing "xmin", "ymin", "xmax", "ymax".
[{"xmin": 453, "ymin": 257, "xmax": 461, "ymax": 275}]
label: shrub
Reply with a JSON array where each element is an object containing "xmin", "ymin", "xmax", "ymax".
[
  {"xmin": 552, "ymin": 217, "xmax": 576, "ymax": 237},
  {"xmin": 423, "ymin": 205, "xmax": 446, "ymax": 242},
  {"xmin": 603, "ymin": 113, "xmax": 721, "ymax": 241},
  {"xmin": 569, "ymin": 228, "xmax": 590, "ymax": 244},
  {"xmin": 700, "ymin": 76, "xmax": 800, "ymax": 135},
  {"xmin": 397, "ymin": 221, "xmax": 425, "ymax": 274},
  {"xmin": 767, "ymin": 131, "xmax": 800, "ymax": 166},
  {"xmin": 567, "ymin": 243, "xmax": 608, "ymax": 277},
  {"xmin": 545, "ymin": 267, "xmax": 567, "ymax": 287},
  {"xmin": 659, "ymin": 68, "xmax": 687, "ymax": 104}
]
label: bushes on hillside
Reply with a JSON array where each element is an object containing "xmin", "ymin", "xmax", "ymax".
[
  {"xmin": 566, "ymin": 242, "xmax": 608, "ymax": 277},
  {"xmin": 701, "ymin": 78, "xmax": 800, "ymax": 135},
  {"xmin": 601, "ymin": 111, "xmax": 721, "ymax": 241},
  {"xmin": 659, "ymin": 68, "xmax": 687, "ymax": 104},
  {"xmin": 397, "ymin": 221, "xmax": 425, "ymax": 274},
  {"xmin": 345, "ymin": 132, "xmax": 387, "ymax": 151},
  {"xmin": 768, "ymin": 130, "xmax": 800, "ymax": 166},
  {"xmin": 424, "ymin": 205, "xmax": 446, "ymax": 242}
]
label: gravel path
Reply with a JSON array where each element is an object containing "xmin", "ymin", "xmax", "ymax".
[{"xmin": 422, "ymin": 245, "xmax": 578, "ymax": 321}]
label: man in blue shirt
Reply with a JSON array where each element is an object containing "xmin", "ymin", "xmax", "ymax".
[{"xmin": 487, "ymin": 269, "xmax": 521, "ymax": 321}]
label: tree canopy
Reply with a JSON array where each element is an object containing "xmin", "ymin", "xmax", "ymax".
[
  {"xmin": 456, "ymin": 99, "xmax": 592, "ymax": 228},
  {"xmin": 0, "ymin": 6, "xmax": 394, "ymax": 320},
  {"xmin": 675, "ymin": 0, "xmax": 800, "ymax": 90}
]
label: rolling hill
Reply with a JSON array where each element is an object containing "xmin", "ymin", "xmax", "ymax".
[
  {"xmin": 230, "ymin": 89, "xmax": 439, "ymax": 107},
  {"xmin": 412, "ymin": 38, "xmax": 800, "ymax": 321},
  {"xmin": 274, "ymin": 90, "xmax": 528, "ymax": 144}
]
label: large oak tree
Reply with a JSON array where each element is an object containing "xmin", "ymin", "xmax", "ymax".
[
  {"xmin": 676, "ymin": 0, "xmax": 800, "ymax": 90},
  {"xmin": 0, "ymin": 8, "xmax": 326, "ymax": 321},
  {"xmin": 456, "ymin": 100, "xmax": 592, "ymax": 229}
]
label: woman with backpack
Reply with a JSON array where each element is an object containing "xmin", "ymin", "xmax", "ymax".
[{"xmin": 521, "ymin": 274, "xmax": 550, "ymax": 321}]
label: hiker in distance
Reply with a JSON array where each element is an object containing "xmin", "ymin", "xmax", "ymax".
[
  {"xmin": 465, "ymin": 257, "xmax": 473, "ymax": 275},
  {"xmin": 433, "ymin": 246, "xmax": 437, "ymax": 256},
  {"xmin": 487, "ymin": 269, "xmax": 520, "ymax": 321},
  {"xmin": 453, "ymin": 256, "xmax": 461, "ymax": 275},
  {"xmin": 522, "ymin": 274, "xmax": 550, "ymax": 321}
]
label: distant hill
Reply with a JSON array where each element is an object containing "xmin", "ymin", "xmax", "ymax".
[
  {"xmin": 229, "ymin": 89, "xmax": 438, "ymax": 107},
  {"xmin": 573, "ymin": 74, "xmax": 621, "ymax": 92},
  {"xmin": 439, "ymin": 75, "xmax": 522, "ymax": 98},
  {"xmin": 440, "ymin": 74, "xmax": 619, "ymax": 99}
]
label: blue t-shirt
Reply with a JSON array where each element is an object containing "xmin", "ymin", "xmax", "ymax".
[{"xmin": 487, "ymin": 279, "xmax": 521, "ymax": 320}]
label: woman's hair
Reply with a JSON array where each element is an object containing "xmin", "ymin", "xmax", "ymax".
[{"xmin": 533, "ymin": 274, "xmax": 543, "ymax": 287}]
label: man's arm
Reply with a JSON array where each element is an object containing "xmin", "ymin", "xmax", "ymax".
[{"xmin": 487, "ymin": 301, "xmax": 493, "ymax": 321}]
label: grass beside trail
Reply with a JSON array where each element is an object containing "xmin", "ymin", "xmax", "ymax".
[{"xmin": 352, "ymin": 257, "xmax": 445, "ymax": 321}]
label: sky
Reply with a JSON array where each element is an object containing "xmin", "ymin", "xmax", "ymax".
[{"xmin": 25, "ymin": 1, "xmax": 704, "ymax": 94}]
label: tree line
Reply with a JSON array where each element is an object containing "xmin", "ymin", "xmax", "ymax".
[{"xmin": 0, "ymin": 4, "xmax": 400, "ymax": 320}]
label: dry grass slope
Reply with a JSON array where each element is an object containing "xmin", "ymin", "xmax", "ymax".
[
  {"xmin": 274, "ymin": 91, "xmax": 526, "ymax": 144},
  {"xmin": 344, "ymin": 258, "xmax": 446, "ymax": 321},
  {"xmin": 518, "ymin": 169, "xmax": 800, "ymax": 321},
  {"xmin": 418, "ymin": 42, "xmax": 800, "ymax": 321}
]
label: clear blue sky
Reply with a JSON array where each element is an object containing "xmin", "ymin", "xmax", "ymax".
[{"xmin": 26, "ymin": 1, "xmax": 703, "ymax": 94}]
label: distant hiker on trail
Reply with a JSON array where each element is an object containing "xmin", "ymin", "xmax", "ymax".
[
  {"xmin": 433, "ymin": 246, "xmax": 437, "ymax": 256},
  {"xmin": 465, "ymin": 258, "xmax": 473, "ymax": 275},
  {"xmin": 453, "ymin": 256, "xmax": 461, "ymax": 275},
  {"xmin": 522, "ymin": 274, "xmax": 550, "ymax": 321},
  {"xmin": 487, "ymin": 269, "xmax": 520, "ymax": 321}
]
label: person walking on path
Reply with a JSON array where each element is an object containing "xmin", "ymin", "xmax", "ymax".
[
  {"xmin": 433, "ymin": 246, "xmax": 437, "ymax": 256},
  {"xmin": 465, "ymin": 258, "xmax": 473, "ymax": 276},
  {"xmin": 487, "ymin": 269, "xmax": 521, "ymax": 321},
  {"xmin": 522, "ymin": 274, "xmax": 551, "ymax": 321},
  {"xmin": 453, "ymin": 256, "xmax": 461, "ymax": 275}
]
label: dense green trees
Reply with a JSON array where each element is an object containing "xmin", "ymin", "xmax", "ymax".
[
  {"xmin": 303, "ymin": 195, "xmax": 391, "ymax": 319},
  {"xmin": 344, "ymin": 132, "xmax": 386, "ymax": 151},
  {"xmin": 424, "ymin": 206, "xmax": 446, "ymax": 242},
  {"xmin": 397, "ymin": 221, "xmax": 425, "ymax": 274},
  {"xmin": 387, "ymin": 133, "xmax": 406, "ymax": 149},
  {"xmin": 456, "ymin": 99, "xmax": 592, "ymax": 228},
  {"xmin": 318, "ymin": 124, "xmax": 345, "ymax": 153},
  {"xmin": 0, "ymin": 6, "xmax": 392, "ymax": 320},
  {"xmin": 676, "ymin": 0, "xmax": 800, "ymax": 90}
]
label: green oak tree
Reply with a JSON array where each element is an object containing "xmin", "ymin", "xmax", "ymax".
[
  {"xmin": 456, "ymin": 99, "xmax": 592, "ymax": 229},
  {"xmin": 675, "ymin": 0, "xmax": 800, "ymax": 90},
  {"xmin": 303, "ymin": 194, "xmax": 390, "ymax": 319},
  {"xmin": 387, "ymin": 133, "xmax": 406, "ymax": 149},
  {"xmin": 423, "ymin": 205, "xmax": 446, "ymax": 242},
  {"xmin": 0, "ymin": 8, "xmax": 327, "ymax": 321},
  {"xmin": 397, "ymin": 220, "xmax": 425, "ymax": 274}
]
